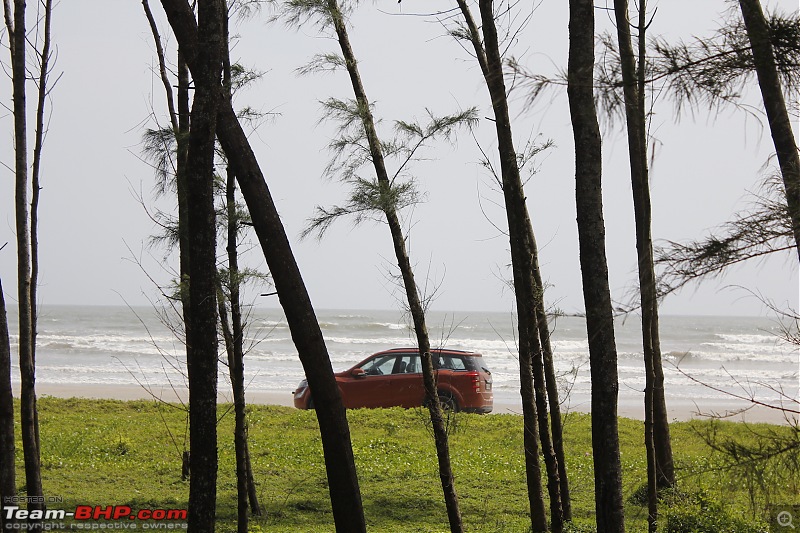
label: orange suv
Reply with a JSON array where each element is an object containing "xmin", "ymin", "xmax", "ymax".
[{"xmin": 293, "ymin": 348, "xmax": 493, "ymax": 413}]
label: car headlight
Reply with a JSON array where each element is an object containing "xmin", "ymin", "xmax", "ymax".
[{"xmin": 294, "ymin": 380, "xmax": 308, "ymax": 398}]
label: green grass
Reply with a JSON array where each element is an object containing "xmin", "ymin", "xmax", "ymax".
[{"xmin": 6, "ymin": 397, "xmax": 798, "ymax": 532}]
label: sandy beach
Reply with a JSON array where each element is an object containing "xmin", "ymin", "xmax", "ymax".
[{"xmin": 25, "ymin": 382, "xmax": 797, "ymax": 425}]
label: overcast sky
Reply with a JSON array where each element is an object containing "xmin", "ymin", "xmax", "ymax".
[{"xmin": 0, "ymin": 0, "xmax": 797, "ymax": 317}]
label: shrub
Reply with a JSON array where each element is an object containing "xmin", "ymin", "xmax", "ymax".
[{"xmin": 663, "ymin": 492, "xmax": 769, "ymax": 533}]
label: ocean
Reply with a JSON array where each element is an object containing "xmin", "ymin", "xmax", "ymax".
[{"xmin": 4, "ymin": 305, "xmax": 799, "ymax": 417}]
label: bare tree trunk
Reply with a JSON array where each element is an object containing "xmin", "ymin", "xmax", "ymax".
[
  {"xmin": 637, "ymin": 1, "xmax": 674, "ymax": 491},
  {"xmin": 612, "ymin": 2, "xmax": 661, "ymax": 529},
  {"xmin": 218, "ymin": 13, "xmax": 255, "ymax": 531},
  {"xmin": 0, "ymin": 278, "xmax": 15, "ymax": 528},
  {"xmin": 5, "ymin": 0, "xmax": 45, "ymax": 513},
  {"xmin": 142, "ymin": 0, "xmax": 193, "ymax": 480},
  {"xmin": 221, "ymin": 165, "xmax": 262, "ymax": 530},
  {"xmin": 323, "ymin": 1, "xmax": 463, "ymax": 530},
  {"xmin": 184, "ymin": 0, "xmax": 224, "ymax": 531},
  {"xmin": 455, "ymin": 2, "xmax": 558, "ymax": 530},
  {"xmin": 158, "ymin": 3, "xmax": 367, "ymax": 530},
  {"xmin": 29, "ymin": 0, "xmax": 53, "ymax": 464},
  {"xmin": 738, "ymin": 0, "xmax": 800, "ymax": 262},
  {"xmin": 567, "ymin": 1, "xmax": 625, "ymax": 531},
  {"xmin": 531, "ymin": 257, "xmax": 572, "ymax": 521},
  {"xmin": 477, "ymin": 2, "xmax": 556, "ymax": 526}
]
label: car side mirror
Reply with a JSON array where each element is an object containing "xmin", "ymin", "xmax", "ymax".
[{"xmin": 350, "ymin": 368, "xmax": 367, "ymax": 378}]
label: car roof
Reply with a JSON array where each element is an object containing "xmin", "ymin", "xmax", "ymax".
[{"xmin": 375, "ymin": 348, "xmax": 482, "ymax": 357}]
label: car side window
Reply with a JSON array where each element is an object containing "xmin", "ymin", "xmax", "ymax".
[
  {"xmin": 361, "ymin": 355, "xmax": 397, "ymax": 376},
  {"xmin": 448, "ymin": 356, "xmax": 467, "ymax": 371},
  {"xmin": 435, "ymin": 355, "xmax": 467, "ymax": 371},
  {"xmin": 393, "ymin": 354, "xmax": 420, "ymax": 374}
]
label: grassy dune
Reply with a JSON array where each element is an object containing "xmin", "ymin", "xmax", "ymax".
[{"xmin": 7, "ymin": 397, "xmax": 797, "ymax": 531}]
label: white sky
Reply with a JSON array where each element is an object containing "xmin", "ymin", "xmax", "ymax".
[{"xmin": 0, "ymin": 0, "xmax": 798, "ymax": 317}]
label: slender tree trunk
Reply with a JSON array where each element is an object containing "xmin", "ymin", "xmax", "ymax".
[
  {"xmin": 6, "ymin": 0, "xmax": 45, "ymax": 513},
  {"xmin": 244, "ymin": 440, "xmax": 259, "ymax": 516},
  {"xmin": 0, "ymin": 279, "xmax": 15, "ymax": 528},
  {"xmin": 184, "ymin": 0, "xmax": 224, "ymax": 531},
  {"xmin": 324, "ymin": 1, "xmax": 463, "ymax": 530},
  {"xmin": 612, "ymin": 2, "xmax": 658, "ymax": 529},
  {"xmin": 177, "ymin": 51, "xmax": 191, "ymax": 305},
  {"xmin": 222, "ymin": 165, "xmax": 262, "ymax": 530},
  {"xmin": 638, "ymin": 2, "xmax": 674, "ymax": 492},
  {"xmin": 142, "ymin": 0, "xmax": 192, "ymax": 480},
  {"xmin": 478, "ymin": 1, "xmax": 557, "ymax": 525},
  {"xmin": 738, "ymin": 0, "xmax": 800, "ymax": 262},
  {"xmin": 567, "ymin": 1, "xmax": 625, "ymax": 531},
  {"xmin": 218, "ymin": 13, "xmax": 256, "ymax": 531},
  {"xmin": 531, "ymin": 257, "xmax": 572, "ymax": 521},
  {"xmin": 217, "ymin": 288, "xmax": 253, "ymax": 533},
  {"xmin": 177, "ymin": 43, "xmax": 192, "ymax": 487},
  {"xmin": 29, "ymin": 0, "xmax": 53, "ymax": 464},
  {"xmin": 455, "ymin": 2, "xmax": 558, "ymax": 530},
  {"xmin": 388, "ymin": 208, "xmax": 463, "ymax": 533},
  {"xmin": 159, "ymin": 3, "xmax": 367, "ymax": 530}
]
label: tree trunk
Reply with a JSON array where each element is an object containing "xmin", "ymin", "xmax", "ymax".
[
  {"xmin": 7, "ymin": 0, "xmax": 45, "ymax": 513},
  {"xmin": 324, "ymin": 1, "xmax": 463, "ymax": 530},
  {"xmin": 184, "ymin": 0, "xmax": 224, "ymax": 531},
  {"xmin": 29, "ymin": 0, "xmax": 53, "ymax": 465},
  {"xmin": 567, "ymin": 1, "xmax": 626, "ymax": 531},
  {"xmin": 478, "ymin": 0, "xmax": 556, "ymax": 524},
  {"xmin": 177, "ymin": 51, "xmax": 191, "ymax": 308},
  {"xmin": 219, "ymin": 13, "xmax": 258, "ymax": 530},
  {"xmin": 0, "ymin": 278, "xmax": 15, "ymax": 528},
  {"xmin": 638, "ymin": 1, "xmax": 674, "ymax": 491},
  {"xmin": 141, "ymin": 0, "xmax": 192, "ymax": 481},
  {"xmin": 176, "ymin": 54, "xmax": 192, "ymax": 485},
  {"xmin": 738, "ymin": 0, "xmax": 800, "ymax": 262},
  {"xmin": 177, "ymin": 53, "xmax": 191, "ymax": 486},
  {"xmin": 222, "ymin": 166, "xmax": 262, "ymax": 530},
  {"xmin": 531, "ymin": 254, "xmax": 572, "ymax": 521},
  {"xmin": 612, "ymin": 2, "xmax": 665, "ymax": 529},
  {"xmin": 158, "ymin": 3, "xmax": 367, "ymax": 530},
  {"xmin": 455, "ymin": 2, "xmax": 558, "ymax": 530}
]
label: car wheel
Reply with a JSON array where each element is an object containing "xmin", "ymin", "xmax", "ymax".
[{"xmin": 438, "ymin": 391, "xmax": 459, "ymax": 413}]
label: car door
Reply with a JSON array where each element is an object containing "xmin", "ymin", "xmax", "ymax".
[
  {"xmin": 388, "ymin": 354, "xmax": 423, "ymax": 407},
  {"xmin": 339, "ymin": 353, "xmax": 398, "ymax": 408}
]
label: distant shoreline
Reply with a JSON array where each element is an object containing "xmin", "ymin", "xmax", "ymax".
[
  {"xmin": 14, "ymin": 302, "xmax": 784, "ymax": 319},
  {"xmin": 18, "ymin": 382, "xmax": 796, "ymax": 425}
]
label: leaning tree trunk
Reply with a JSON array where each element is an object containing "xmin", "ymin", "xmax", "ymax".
[
  {"xmin": 7, "ymin": 0, "xmax": 45, "ymax": 513},
  {"xmin": 738, "ymin": 0, "xmax": 800, "ymax": 263},
  {"xmin": 613, "ymin": 1, "xmax": 659, "ymax": 529},
  {"xmin": 325, "ymin": 1, "xmax": 463, "ymax": 530},
  {"xmin": 158, "ymin": 2, "xmax": 367, "ymax": 530},
  {"xmin": 567, "ymin": 0, "xmax": 626, "ymax": 531},
  {"xmin": 0, "ymin": 278, "xmax": 15, "ymax": 529},
  {"xmin": 184, "ymin": 0, "xmax": 224, "ymax": 531}
]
